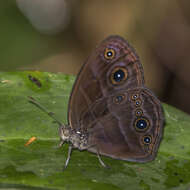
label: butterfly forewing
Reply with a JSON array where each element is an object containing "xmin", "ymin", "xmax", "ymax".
[{"xmin": 68, "ymin": 36, "xmax": 145, "ymax": 129}]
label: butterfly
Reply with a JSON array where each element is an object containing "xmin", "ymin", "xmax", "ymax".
[{"xmin": 29, "ymin": 35, "xmax": 164, "ymax": 169}]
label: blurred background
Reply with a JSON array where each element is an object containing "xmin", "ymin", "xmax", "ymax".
[{"xmin": 1, "ymin": 0, "xmax": 190, "ymax": 114}]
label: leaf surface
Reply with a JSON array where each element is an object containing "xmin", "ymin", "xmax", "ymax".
[{"xmin": 0, "ymin": 72, "xmax": 190, "ymax": 190}]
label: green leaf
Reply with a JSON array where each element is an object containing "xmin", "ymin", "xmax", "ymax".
[{"xmin": 0, "ymin": 71, "xmax": 190, "ymax": 190}]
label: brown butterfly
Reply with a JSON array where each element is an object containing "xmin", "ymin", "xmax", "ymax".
[{"xmin": 29, "ymin": 35, "xmax": 164, "ymax": 169}]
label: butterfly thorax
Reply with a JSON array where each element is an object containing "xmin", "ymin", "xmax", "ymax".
[{"xmin": 59, "ymin": 126, "xmax": 88, "ymax": 150}]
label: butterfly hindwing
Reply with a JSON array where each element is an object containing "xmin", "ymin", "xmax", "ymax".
[{"xmin": 84, "ymin": 88, "xmax": 164, "ymax": 162}]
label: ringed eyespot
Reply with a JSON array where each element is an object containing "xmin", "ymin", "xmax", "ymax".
[
  {"xmin": 113, "ymin": 94, "xmax": 125, "ymax": 104},
  {"xmin": 135, "ymin": 99, "xmax": 142, "ymax": 107},
  {"xmin": 110, "ymin": 67, "xmax": 128, "ymax": 85},
  {"xmin": 131, "ymin": 93, "xmax": 139, "ymax": 100},
  {"xmin": 142, "ymin": 135, "xmax": 152, "ymax": 145},
  {"xmin": 135, "ymin": 109, "xmax": 143, "ymax": 116},
  {"xmin": 134, "ymin": 117, "xmax": 149, "ymax": 132},
  {"xmin": 104, "ymin": 48, "xmax": 115, "ymax": 60}
]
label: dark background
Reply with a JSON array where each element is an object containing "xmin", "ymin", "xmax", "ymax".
[{"xmin": 1, "ymin": 0, "xmax": 190, "ymax": 114}]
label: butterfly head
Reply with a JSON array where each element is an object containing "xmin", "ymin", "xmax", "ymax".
[{"xmin": 59, "ymin": 126, "xmax": 88, "ymax": 150}]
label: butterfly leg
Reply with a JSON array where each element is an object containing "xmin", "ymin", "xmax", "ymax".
[
  {"xmin": 58, "ymin": 126, "xmax": 65, "ymax": 147},
  {"xmin": 59, "ymin": 140, "xmax": 64, "ymax": 147},
  {"xmin": 96, "ymin": 148, "xmax": 110, "ymax": 169},
  {"xmin": 86, "ymin": 144, "xmax": 110, "ymax": 169},
  {"xmin": 63, "ymin": 144, "xmax": 73, "ymax": 171}
]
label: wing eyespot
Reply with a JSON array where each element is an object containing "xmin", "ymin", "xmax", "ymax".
[
  {"xmin": 104, "ymin": 48, "xmax": 116, "ymax": 60},
  {"xmin": 110, "ymin": 67, "xmax": 128, "ymax": 85},
  {"xmin": 134, "ymin": 117, "xmax": 150, "ymax": 132},
  {"xmin": 142, "ymin": 135, "xmax": 152, "ymax": 145},
  {"xmin": 131, "ymin": 94, "xmax": 139, "ymax": 100},
  {"xmin": 135, "ymin": 99, "xmax": 142, "ymax": 107},
  {"xmin": 113, "ymin": 94, "xmax": 126, "ymax": 104},
  {"xmin": 135, "ymin": 109, "xmax": 143, "ymax": 116}
]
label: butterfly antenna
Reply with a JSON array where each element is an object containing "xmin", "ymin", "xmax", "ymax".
[{"xmin": 28, "ymin": 96, "xmax": 63, "ymax": 126}]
